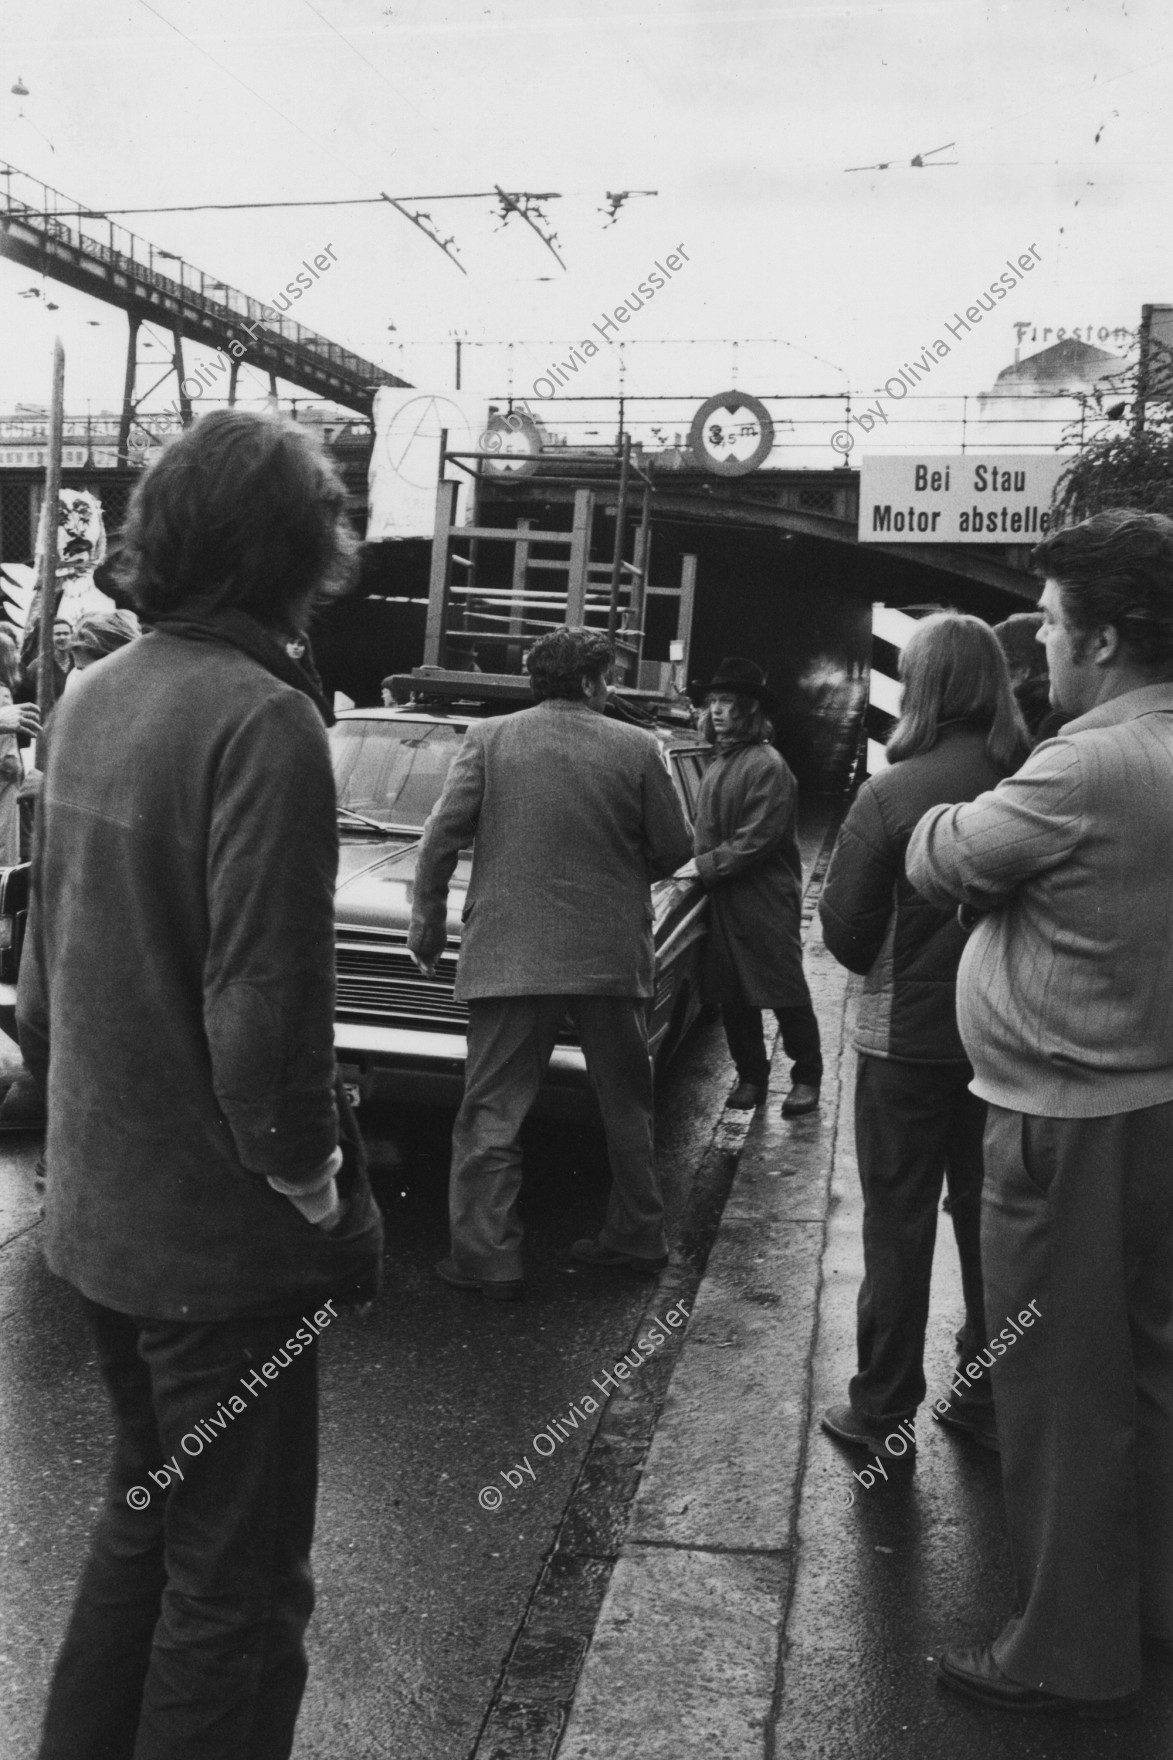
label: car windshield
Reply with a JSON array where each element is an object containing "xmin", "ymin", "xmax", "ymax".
[{"xmin": 329, "ymin": 718, "xmax": 465, "ymax": 831}]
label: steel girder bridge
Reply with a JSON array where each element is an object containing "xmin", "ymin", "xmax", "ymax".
[{"xmin": 0, "ymin": 159, "xmax": 408, "ymax": 456}]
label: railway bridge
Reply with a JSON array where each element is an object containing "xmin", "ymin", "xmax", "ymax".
[{"xmin": 0, "ymin": 158, "xmax": 408, "ymax": 457}]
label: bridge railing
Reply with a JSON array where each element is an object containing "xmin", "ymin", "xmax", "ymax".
[
  {"xmin": 0, "ymin": 159, "xmax": 395, "ymax": 388},
  {"xmin": 486, "ymin": 390, "xmax": 1101, "ymax": 473}
]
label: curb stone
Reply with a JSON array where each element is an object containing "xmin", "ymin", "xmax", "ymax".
[
  {"xmin": 470, "ymin": 809, "xmax": 846, "ymax": 1760},
  {"xmin": 552, "ymin": 942, "xmax": 850, "ymax": 1758}
]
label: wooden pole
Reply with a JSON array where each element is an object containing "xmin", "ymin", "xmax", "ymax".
[
  {"xmin": 36, "ymin": 337, "xmax": 65, "ymax": 768},
  {"xmin": 423, "ymin": 430, "xmax": 457, "ymax": 668},
  {"xmin": 566, "ymin": 490, "xmax": 595, "ymax": 625}
]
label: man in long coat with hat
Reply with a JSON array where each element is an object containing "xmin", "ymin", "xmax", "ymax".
[{"xmin": 682, "ymin": 656, "xmax": 822, "ymax": 1115}]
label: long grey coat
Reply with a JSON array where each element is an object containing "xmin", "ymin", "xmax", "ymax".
[
  {"xmin": 694, "ymin": 738, "xmax": 807, "ymax": 1008},
  {"xmin": 409, "ymin": 698, "xmax": 692, "ymax": 999}
]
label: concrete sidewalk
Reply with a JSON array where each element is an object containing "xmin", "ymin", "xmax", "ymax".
[
  {"xmin": 549, "ymin": 933, "xmax": 1173, "ymax": 1758},
  {"xmin": 553, "ymin": 930, "xmax": 851, "ymax": 1759}
]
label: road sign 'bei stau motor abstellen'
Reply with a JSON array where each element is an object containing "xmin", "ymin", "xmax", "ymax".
[{"xmin": 858, "ymin": 453, "xmax": 1071, "ymax": 543}]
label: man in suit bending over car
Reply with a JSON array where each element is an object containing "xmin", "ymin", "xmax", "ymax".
[{"xmin": 408, "ymin": 626, "xmax": 693, "ymax": 1299}]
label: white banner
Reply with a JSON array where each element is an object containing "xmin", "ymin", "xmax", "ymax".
[
  {"xmin": 858, "ymin": 453, "xmax": 1070, "ymax": 544},
  {"xmin": 367, "ymin": 389, "xmax": 490, "ymax": 541}
]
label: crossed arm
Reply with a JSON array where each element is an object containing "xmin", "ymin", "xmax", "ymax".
[{"xmin": 905, "ymin": 739, "xmax": 1084, "ymax": 912}]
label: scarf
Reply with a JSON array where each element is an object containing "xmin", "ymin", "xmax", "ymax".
[
  {"xmin": 150, "ymin": 606, "xmax": 335, "ymax": 726},
  {"xmin": 714, "ymin": 730, "xmax": 763, "ymax": 754}
]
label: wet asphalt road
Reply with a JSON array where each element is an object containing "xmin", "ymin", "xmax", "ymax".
[
  {"xmin": 0, "ymin": 1011, "xmax": 737, "ymax": 1760},
  {"xmin": 0, "ymin": 806, "xmax": 839, "ymax": 1760}
]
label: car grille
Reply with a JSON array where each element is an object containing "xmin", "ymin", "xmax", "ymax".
[
  {"xmin": 334, "ymin": 926, "xmax": 580, "ymax": 1045},
  {"xmin": 335, "ymin": 929, "xmax": 467, "ymax": 1027}
]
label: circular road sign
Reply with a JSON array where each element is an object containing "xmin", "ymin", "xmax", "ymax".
[
  {"xmin": 479, "ymin": 409, "xmax": 542, "ymax": 477},
  {"xmin": 689, "ymin": 391, "xmax": 775, "ymax": 476}
]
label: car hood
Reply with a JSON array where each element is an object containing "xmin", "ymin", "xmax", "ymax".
[
  {"xmin": 335, "ymin": 835, "xmax": 470, "ymax": 933},
  {"xmin": 334, "ymin": 835, "xmax": 696, "ymax": 937}
]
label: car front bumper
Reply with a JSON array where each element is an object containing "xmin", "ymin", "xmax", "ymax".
[
  {"xmin": 334, "ymin": 1020, "xmax": 593, "ymax": 1116},
  {"xmin": 334, "ymin": 1019, "xmax": 586, "ymax": 1077}
]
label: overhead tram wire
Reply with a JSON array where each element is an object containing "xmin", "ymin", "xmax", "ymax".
[
  {"xmin": 132, "ymin": 2, "xmax": 512, "ymax": 278},
  {"xmin": 12, "ymin": 183, "xmax": 570, "ymax": 278},
  {"xmin": 135, "ymin": 0, "xmax": 323, "ymax": 151},
  {"xmin": 132, "ymin": 0, "xmax": 454, "ymax": 277},
  {"xmin": 298, "ymin": 0, "xmax": 438, "ymax": 131},
  {"xmin": 15, "ymin": 192, "xmax": 562, "ymax": 220}
]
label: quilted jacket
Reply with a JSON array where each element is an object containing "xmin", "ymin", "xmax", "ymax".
[{"xmin": 818, "ymin": 724, "xmax": 1011, "ymax": 1062}]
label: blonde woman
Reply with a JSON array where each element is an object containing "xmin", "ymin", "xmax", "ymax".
[{"xmin": 819, "ymin": 613, "xmax": 1030, "ymax": 1459}]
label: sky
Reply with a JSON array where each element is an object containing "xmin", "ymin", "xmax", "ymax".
[{"xmin": 1, "ymin": 0, "xmax": 1169, "ymax": 456}]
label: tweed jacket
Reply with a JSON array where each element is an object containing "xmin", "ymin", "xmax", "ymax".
[
  {"xmin": 17, "ymin": 629, "xmax": 384, "ymax": 1321},
  {"xmin": 907, "ymin": 683, "xmax": 1173, "ymax": 1117},
  {"xmin": 819, "ymin": 725, "xmax": 1009, "ymax": 1062},
  {"xmin": 408, "ymin": 697, "xmax": 692, "ymax": 999}
]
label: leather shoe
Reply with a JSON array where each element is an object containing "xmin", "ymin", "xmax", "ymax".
[
  {"xmin": 726, "ymin": 1081, "xmax": 767, "ymax": 1109},
  {"xmin": 781, "ymin": 1082, "xmax": 820, "ymax": 1117},
  {"xmin": 821, "ymin": 1403, "xmax": 917, "ymax": 1458},
  {"xmin": 570, "ymin": 1237, "xmax": 668, "ymax": 1273},
  {"xmin": 934, "ymin": 1392, "xmax": 1000, "ymax": 1453},
  {"xmin": 434, "ymin": 1256, "xmax": 524, "ymax": 1301},
  {"xmin": 938, "ymin": 1645, "xmax": 1137, "ymax": 1718}
]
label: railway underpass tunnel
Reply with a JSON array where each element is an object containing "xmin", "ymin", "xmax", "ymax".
[
  {"xmin": 322, "ymin": 491, "xmax": 1040, "ymax": 796},
  {"xmin": 638, "ymin": 517, "xmax": 1039, "ymax": 792},
  {"xmin": 2, "ymin": 465, "xmax": 1041, "ymax": 799}
]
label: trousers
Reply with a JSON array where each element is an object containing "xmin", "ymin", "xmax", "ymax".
[
  {"xmin": 983, "ymin": 1101, "xmax": 1173, "ymax": 1700},
  {"xmin": 721, "ymin": 999, "xmax": 823, "ymax": 1089},
  {"xmin": 449, "ymin": 994, "xmax": 665, "ymax": 1280},
  {"xmin": 38, "ymin": 1299, "xmax": 319, "ymax": 1760},
  {"xmin": 849, "ymin": 1054, "xmax": 988, "ymax": 1426}
]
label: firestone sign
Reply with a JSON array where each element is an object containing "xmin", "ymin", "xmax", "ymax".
[{"xmin": 858, "ymin": 453, "xmax": 1070, "ymax": 544}]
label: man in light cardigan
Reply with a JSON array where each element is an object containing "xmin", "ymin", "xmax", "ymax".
[{"xmin": 907, "ymin": 508, "xmax": 1173, "ymax": 1720}]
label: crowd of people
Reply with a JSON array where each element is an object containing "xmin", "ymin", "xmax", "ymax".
[
  {"xmin": 13, "ymin": 405, "xmax": 1173, "ymax": 1749},
  {"xmin": 819, "ymin": 512, "xmax": 1173, "ymax": 1720}
]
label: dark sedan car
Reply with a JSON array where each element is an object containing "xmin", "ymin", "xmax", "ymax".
[
  {"xmin": 0, "ymin": 686, "xmax": 712, "ymax": 1116},
  {"xmin": 329, "ymin": 689, "xmax": 711, "ymax": 1110}
]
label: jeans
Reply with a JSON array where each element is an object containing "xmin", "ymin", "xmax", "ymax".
[
  {"xmin": 848, "ymin": 1054, "xmax": 988, "ymax": 1426},
  {"xmin": 38, "ymin": 1299, "xmax": 319, "ymax": 1760},
  {"xmin": 721, "ymin": 1000, "xmax": 823, "ymax": 1089}
]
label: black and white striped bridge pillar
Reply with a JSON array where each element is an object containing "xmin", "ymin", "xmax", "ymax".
[{"xmin": 866, "ymin": 603, "xmax": 921, "ymax": 775}]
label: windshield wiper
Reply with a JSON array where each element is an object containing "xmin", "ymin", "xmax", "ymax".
[
  {"xmin": 337, "ymin": 806, "xmax": 425, "ymax": 838},
  {"xmin": 337, "ymin": 805, "xmax": 393, "ymax": 834}
]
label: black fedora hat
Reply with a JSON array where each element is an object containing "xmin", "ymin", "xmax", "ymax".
[{"xmin": 691, "ymin": 656, "xmax": 774, "ymax": 711}]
